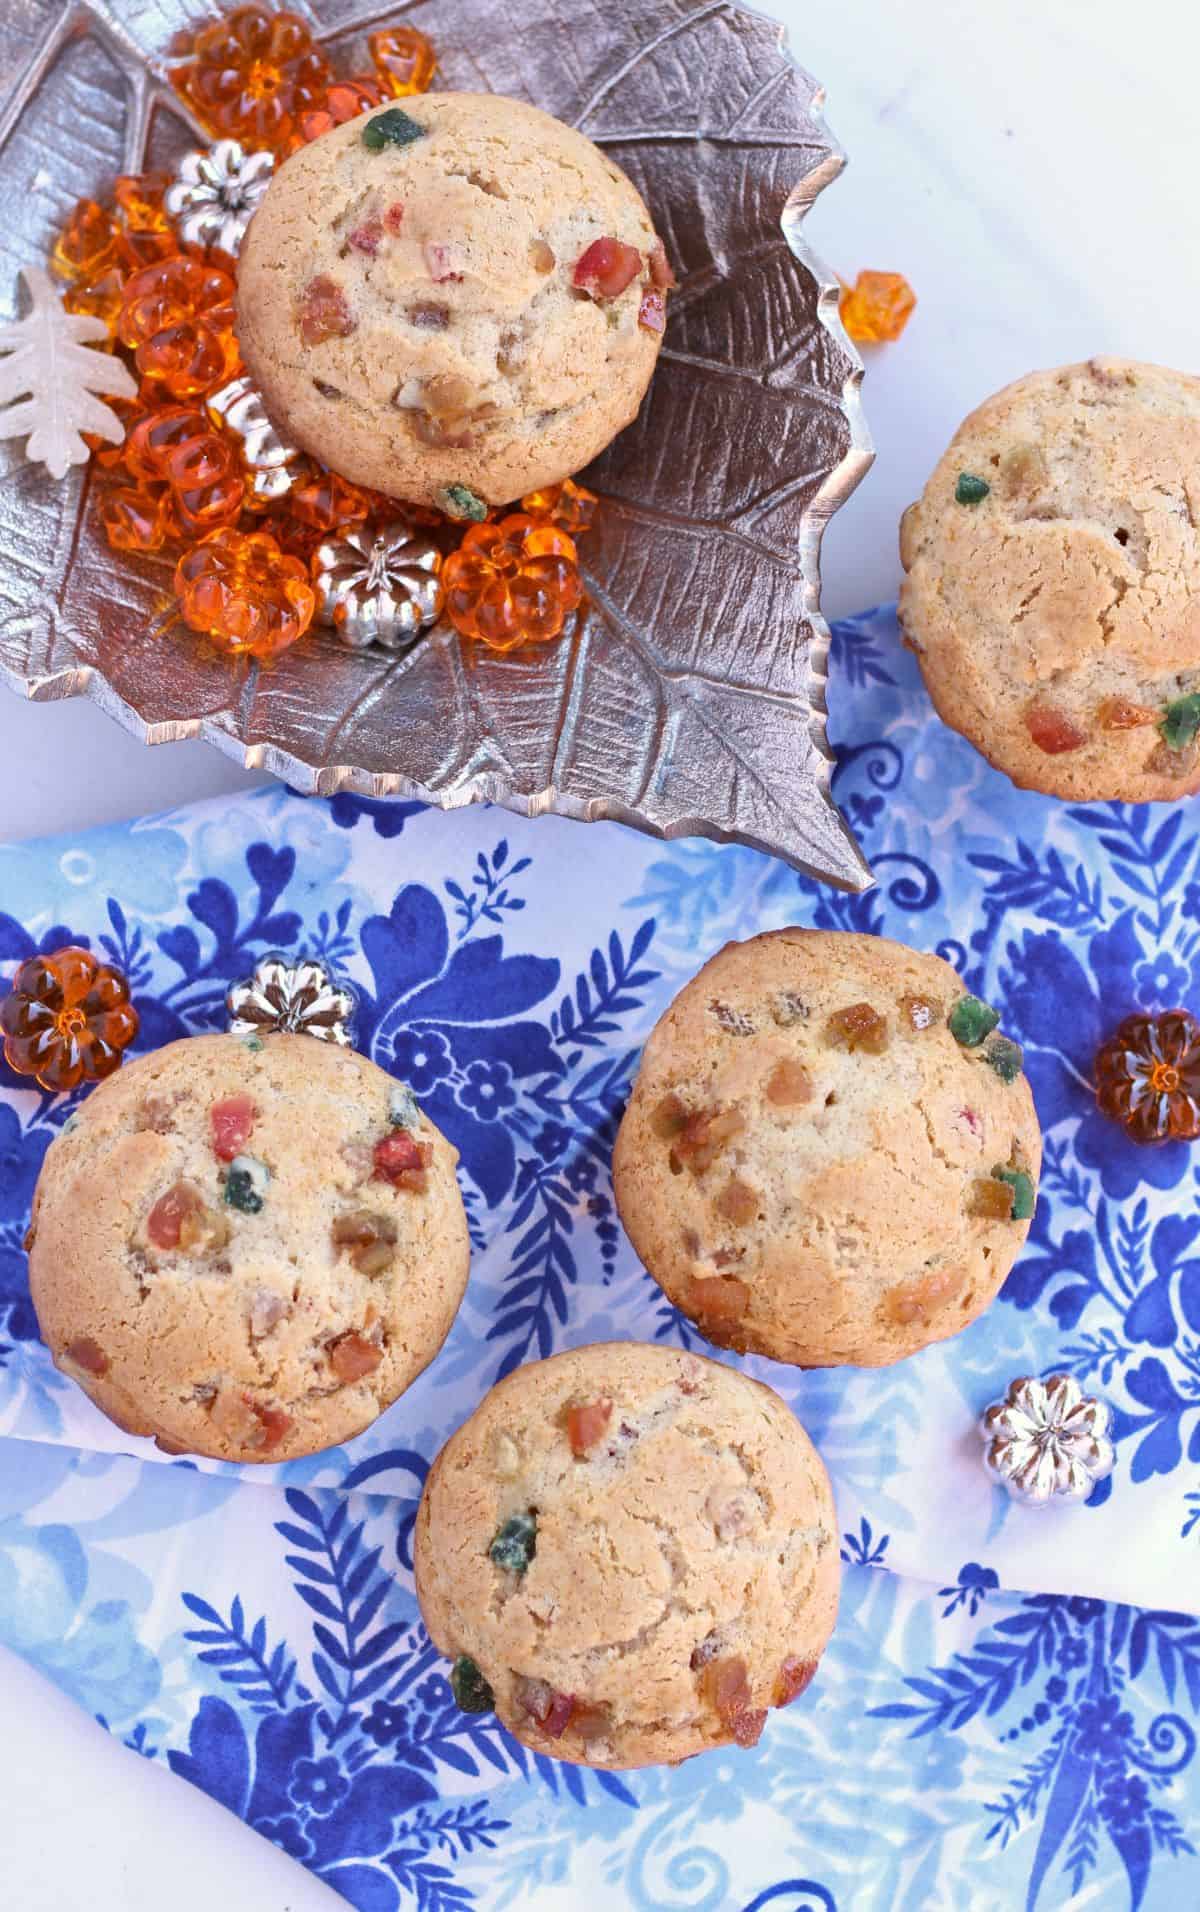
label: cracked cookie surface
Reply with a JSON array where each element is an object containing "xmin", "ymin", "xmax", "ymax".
[
  {"xmin": 414, "ymin": 1341, "xmax": 838, "ymax": 1769},
  {"xmin": 236, "ymin": 92, "xmax": 664, "ymax": 507},
  {"xmin": 899, "ymin": 358, "xmax": 1200, "ymax": 800},
  {"xmin": 27, "ymin": 1033, "xmax": 469, "ymax": 1462},
  {"xmin": 612, "ymin": 929, "xmax": 1041, "ymax": 1368}
]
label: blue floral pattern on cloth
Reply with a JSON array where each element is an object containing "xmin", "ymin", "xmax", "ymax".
[{"xmin": 0, "ymin": 604, "xmax": 1197, "ymax": 1910}]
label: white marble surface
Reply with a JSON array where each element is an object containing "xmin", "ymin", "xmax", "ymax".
[{"xmin": 1, "ymin": 1, "xmax": 1197, "ymax": 1906}]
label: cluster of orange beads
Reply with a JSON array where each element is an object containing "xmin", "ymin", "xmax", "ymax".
[
  {"xmin": 1095, "ymin": 1010, "xmax": 1200, "ymax": 1146},
  {"xmin": 839, "ymin": 270, "xmax": 917, "ymax": 345},
  {"xmin": 443, "ymin": 513, "xmax": 584, "ymax": 653},
  {"xmin": 0, "ymin": 948, "xmax": 139, "ymax": 1093},
  {"xmin": 56, "ymin": 5, "xmax": 592, "ymax": 662}
]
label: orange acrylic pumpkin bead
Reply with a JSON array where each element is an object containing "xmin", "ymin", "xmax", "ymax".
[
  {"xmin": 117, "ymin": 257, "xmax": 235, "ymax": 349},
  {"xmin": 287, "ymin": 469, "xmax": 373, "ymax": 532},
  {"xmin": 99, "ymin": 482, "xmax": 176, "ymax": 554},
  {"xmin": 442, "ymin": 512, "xmax": 583, "ymax": 652},
  {"xmin": 369, "ymin": 25, "xmax": 436, "ymax": 97},
  {"xmin": 114, "ymin": 171, "xmax": 173, "ymax": 234},
  {"xmin": 0, "ymin": 947, "xmax": 139, "ymax": 1093},
  {"xmin": 63, "ymin": 265, "xmax": 128, "ymax": 338},
  {"xmin": 51, "ymin": 198, "xmax": 121, "ymax": 283},
  {"xmin": 521, "ymin": 478, "xmax": 597, "ymax": 536},
  {"xmin": 175, "ymin": 526, "xmax": 316, "ymax": 660},
  {"xmin": 839, "ymin": 270, "xmax": 917, "ymax": 345},
  {"xmin": 124, "ymin": 405, "xmax": 210, "ymax": 482},
  {"xmin": 1095, "ymin": 1010, "xmax": 1200, "ymax": 1145},
  {"xmin": 299, "ymin": 75, "xmax": 384, "ymax": 143},
  {"xmin": 169, "ymin": 5, "xmax": 331, "ymax": 156}
]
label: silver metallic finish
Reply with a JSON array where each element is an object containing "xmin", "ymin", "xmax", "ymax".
[
  {"xmin": 227, "ymin": 954, "xmax": 356, "ymax": 1046},
  {"xmin": 980, "ymin": 1375, "xmax": 1116, "ymax": 1508},
  {"xmin": 0, "ymin": 0, "xmax": 872, "ymax": 889},
  {"xmin": 314, "ymin": 521, "xmax": 443, "ymax": 653},
  {"xmin": 164, "ymin": 138, "xmax": 273, "ymax": 256},
  {"xmin": 207, "ymin": 372, "xmax": 302, "ymax": 504}
]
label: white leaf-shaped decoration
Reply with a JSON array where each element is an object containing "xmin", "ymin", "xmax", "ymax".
[{"xmin": 0, "ymin": 266, "xmax": 137, "ymax": 480}]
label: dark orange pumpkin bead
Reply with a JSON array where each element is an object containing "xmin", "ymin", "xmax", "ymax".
[
  {"xmin": 442, "ymin": 513, "xmax": 582, "ymax": 652},
  {"xmin": 169, "ymin": 5, "xmax": 331, "ymax": 156},
  {"xmin": 0, "ymin": 947, "xmax": 139, "ymax": 1093},
  {"xmin": 369, "ymin": 24, "xmax": 436, "ymax": 97},
  {"xmin": 175, "ymin": 526, "xmax": 316, "ymax": 660}
]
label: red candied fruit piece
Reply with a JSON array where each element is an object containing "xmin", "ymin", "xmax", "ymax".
[
  {"xmin": 699, "ymin": 1655, "xmax": 767, "ymax": 1748},
  {"xmin": 298, "ymin": 274, "xmax": 355, "ymax": 345},
  {"xmin": 513, "ymin": 1676, "xmax": 574, "ymax": 1737},
  {"xmin": 373, "ymin": 1130, "xmax": 433, "ymax": 1190},
  {"xmin": 347, "ymin": 215, "xmax": 384, "ymax": 256},
  {"xmin": 647, "ymin": 241, "xmax": 676, "ymax": 290},
  {"xmin": 565, "ymin": 1397, "xmax": 612, "ymax": 1457},
  {"xmin": 773, "ymin": 1656, "xmax": 818, "ymax": 1708},
  {"xmin": 329, "ymin": 1331, "xmax": 384, "ymax": 1383},
  {"xmin": 573, "ymin": 237, "xmax": 642, "ymax": 299},
  {"xmin": 211, "ymin": 1093, "xmax": 256, "ymax": 1162},
  {"xmin": 688, "ymin": 1273, "xmax": 751, "ymax": 1337},
  {"xmin": 148, "ymin": 1181, "xmax": 198, "ymax": 1249},
  {"xmin": 64, "ymin": 1336, "xmax": 109, "ymax": 1378},
  {"xmin": 638, "ymin": 289, "xmax": 666, "ymax": 334},
  {"xmin": 1025, "ymin": 699, "xmax": 1088, "ymax": 754},
  {"xmin": 424, "ymin": 242, "xmax": 463, "ymax": 283},
  {"xmin": 384, "ymin": 202, "xmax": 405, "ymax": 235},
  {"xmin": 248, "ymin": 1397, "xmax": 292, "ymax": 1449}
]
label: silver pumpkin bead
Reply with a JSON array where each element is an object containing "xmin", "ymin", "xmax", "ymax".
[
  {"xmin": 207, "ymin": 373, "xmax": 302, "ymax": 503},
  {"xmin": 313, "ymin": 521, "xmax": 443, "ymax": 652},
  {"xmin": 227, "ymin": 954, "xmax": 356, "ymax": 1047},
  {"xmin": 164, "ymin": 140, "xmax": 274, "ymax": 257},
  {"xmin": 979, "ymin": 1373, "xmax": 1115, "ymax": 1508}
]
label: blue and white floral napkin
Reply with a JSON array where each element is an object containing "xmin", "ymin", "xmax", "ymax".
[{"xmin": 1, "ymin": 605, "xmax": 1197, "ymax": 1912}]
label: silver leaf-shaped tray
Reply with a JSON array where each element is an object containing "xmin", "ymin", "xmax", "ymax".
[{"xmin": 0, "ymin": 0, "xmax": 872, "ymax": 888}]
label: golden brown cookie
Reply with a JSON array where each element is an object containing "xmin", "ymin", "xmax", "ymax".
[
  {"xmin": 612, "ymin": 929, "xmax": 1041, "ymax": 1368},
  {"xmin": 236, "ymin": 92, "xmax": 668, "ymax": 512},
  {"xmin": 898, "ymin": 358, "xmax": 1200, "ymax": 801},
  {"xmin": 27, "ymin": 1033, "xmax": 469, "ymax": 1462},
  {"xmin": 414, "ymin": 1341, "xmax": 838, "ymax": 1769}
]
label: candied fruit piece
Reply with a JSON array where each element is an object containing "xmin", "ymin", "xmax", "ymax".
[
  {"xmin": 361, "ymin": 105, "xmax": 426, "ymax": 150},
  {"xmin": 99, "ymin": 482, "xmax": 174, "ymax": 554},
  {"xmin": 52, "ymin": 198, "xmax": 121, "ymax": 283},
  {"xmin": 838, "ymin": 269, "xmax": 916, "ymax": 345},
  {"xmin": 1160, "ymin": 692, "xmax": 1200, "ymax": 754},
  {"xmin": 994, "ymin": 1165, "xmax": 1036, "ymax": 1221},
  {"xmin": 765, "ymin": 1058, "xmax": 812, "ymax": 1106},
  {"xmin": 373, "ymin": 1129, "xmax": 433, "ymax": 1190},
  {"xmin": 716, "ymin": 1176, "xmax": 757, "ymax": 1224},
  {"xmin": 825, "ymin": 1002, "xmax": 888, "ymax": 1054},
  {"xmin": 329, "ymin": 1330, "xmax": 383, "ymax": 1384},
  {"xmin": 698, "ymin": 1655, "xmax": 767, "ymax": 1749},
  {"xmin": 490, "ymin": 1511, "xmax": 537, "ymax": 1574},
  {"xmin": 521, "ymin": 478, "xmax": 596, "ymax": 535},
  {"xmin": 169, "ymin": 6, "xmax": 331, "ymax": 155},
  {"xmin": 439, "ymin": 482, "xmax": 488, "ymax": 523},
  {"xmin": 211, "ymin": 1093, "xmax": 256, "ymax": 1161},
  {"xmin": 443, "ymin": 512, "xmax": 583, "ymax": 652},
  {"xmin": 886, "ymin": 1263, "xmax": 962, "ymax": 1326},
  {"xmin": 647, "ymin": 241, "xmax": 677, "ymax": 291},
  {"xmin": 347, "ymin": 213, "xmax": 384, "ymax": 255},
  {"xmin": 573, "ymin": 236, "xmax": 642, "ymax": 299},
  {"xmin": 176, "ymin": 527, "xmax": 316, "ymax": 661},
  {"xmin": 247, "ymin": 1397, "xmax": 292, "ymax": 1450},
  {"xmin": 224, "ymin": 1153, "xmax": 269, "ymax": 1213},
  {"xmin": 955, "ymin": 472, "xmax": 990, "ymax": 506},
  {"xmin": 902, "ymin": 994, "xmax": 939, "ymax": 1032},
  {"xmin": 651, "ymin": 1092, "xmax": 688, "ymax": 1139},
  {"xmin": 984, "ymin": 1035, "xmax": 1024, "ymax": 1083},
  {"xmin": 248, "ymin": 1289, "xmax": 286, "ymax": 1338},
  {"xmin": 528, "ymin": 239, "xmax": 556, "ymax": 275},
  {"xmin": 63, "ymin": 1336, "xmax": 109, "ymax": 1378},
  {"xmin": 565, "ymin": 1397, "xmax": 612, "ymax": 1457},
  {"xmin": 1026, "ymin": 699, "xmax": 1088, "ymax": 755},
  {"xmin": 332, "ymin": 1209, "xmax": 398, "ymax": 1274},
  {"xmin": 638, "ymin": 289, "xmax": 666, "ymax": 334},
  {"xmin": 773, "ymin": 1656, "xmax": 818, "ymax": 1708},
  {"xmin": 770, "ymin": 990, "xmax": 809, "ymax": 1027},
  {"xmin": 948, "ymin": 995, "xmax": 1000, "ymax": 1048},
  {"xmin": 370, "ymin": 24, "xmax": 436, "ymax": 96},
  {"xmin": 512, "ymin": 1675, "xmax": 573, "ymax": 1736},
  {"xmin": 298, "ymin": 274, "xmax": 356, "ymax": 346},
  {"xmin": 668, "ymin": 1105, "xmax": 745, "ymax": 1176},
  {"xmin": 1095, "ymin": 1009, "xmax": 1200, "ymax": 1145},
  {"xmin": 969, "ymin": 1175, "xmax": 1018, "ymax": 1221},
  {"xmin": 0, "ymin": 946, "xmax": 138, "ymax": 1092},
  {"xmin": 569, "ymin": 1699, "xmax": 613, "ymax": 1743},
  {"xmin": 147, "ymin": 1180, "xmax": 228, "ymax": 1254},
  {"xmin": 687, "ymin": 1273, "xmax": 751, "ymax": 1341},
  {"xmin": 1099, "ymin": 695, "xmax": 1157, "ymax": 731},
  {"xmin": 450, "ymin": 1655, "xmax": 494, "ymax": 1714}
]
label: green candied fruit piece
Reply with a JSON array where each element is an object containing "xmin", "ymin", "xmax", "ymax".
[
  {"xmin": 450, "ymin": 1654, "xmax": 495, "ymax": 1714},
  {"xmin": 224, "ymin": 1153, "xmax": 269, "ymax": 1214},
  {"xmin": 389, "ymin": 1082, "xmax": 420, "ymax": 1129},
  {"xmin": 1159, "ymin": 692, "xmax": 1200, "ymax": 754},
  {"xmin": 983, "ymin": 1035, "xmax": 1024, "ymax": 1083},
  {"xmin": 440, "ymin": 483, "xmax": 487, "ymax": 523},
  {"xmin": 361, "ymin": 107, "xmax": 426, "ymax": 151},
  {"xmin": 955, "ymin": 472, "xmax": 990, "ymax": 506},
  {"xmin": 240, "ymin": 1033, "xmax": 264, "ymax": 1053},
  {"xmin": 948, "ymin": 995, "xmax": 1001, "ymax": 1048},
  {"xmin": 489, "ymin": 1510, "xmax": 537, "ymax": 1575},
  {"xmin": 993, "ymin": 1165, "xmax": 1036, "ymax": 1222}
]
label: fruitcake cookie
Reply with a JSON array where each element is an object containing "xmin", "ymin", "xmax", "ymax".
[
  {"xmin": 899, "ymin": 359, "xmax": 1200, "ymax": 801},
  {"xmin": 612, "ymin": 929, "xmax": 1041, "ymax": 1368},
  {"xmin": 414, "ymin": 1341, "xmax": 838, "ymax": 1769},
  {"xmin": 236, "ymin": 92, "xmax": 671, "ymax": 513},
  {"xmin": 26, "ymin": 1033, "xmax": 469, "ymax": 1462}
]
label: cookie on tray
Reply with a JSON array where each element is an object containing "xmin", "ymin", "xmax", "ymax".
[
  {"xmin": 612, "ymin": 929, "xmax": 1041, "ymax": 1368},
  {"xmin": 26, "ymin": 1033, "xmax": 469, "ymax": 1462},
  {"xmin": 899, "ymin": 358, "xmax": 1200, "ymax": 801},
  {"xmin": 236, "ymin": 92, "xmax": 671, "ymax": 513},
  {"xmin": 414, "ymin": 1341, "xmax": 838, "ymax": 1769}
]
